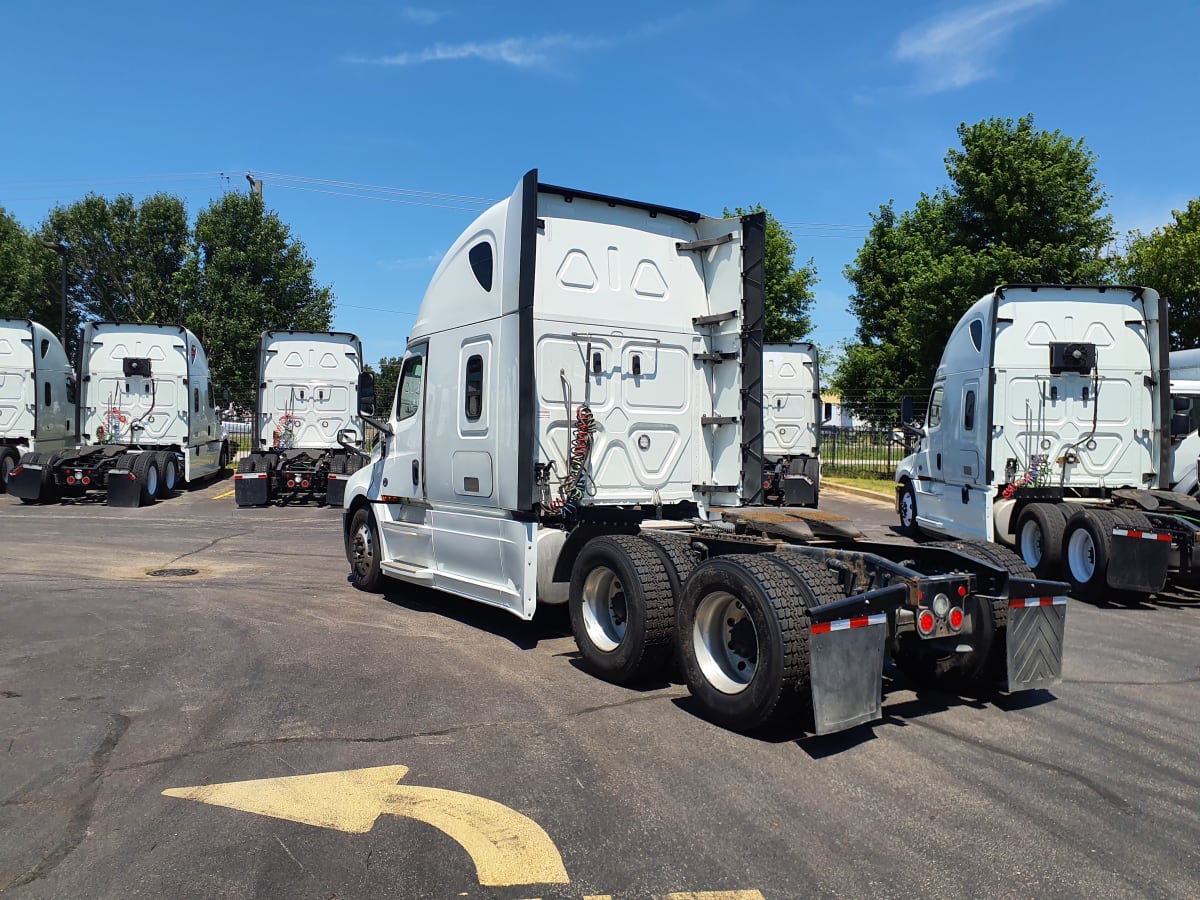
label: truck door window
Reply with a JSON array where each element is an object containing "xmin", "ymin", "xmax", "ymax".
[
  {"xmin": 964, "ymin": 390, "xmax": 976, "ymax": 431},
  {"xmin": 928, "ymin": 386, "xmax": 944, "ymax": 429},
  {"xmin": 465, "ymin": 354, "xmax": 484, "ymax": 421},
  {"xmin": 397, "ymin": 356, "xmax": 425, "ymax": 421}
]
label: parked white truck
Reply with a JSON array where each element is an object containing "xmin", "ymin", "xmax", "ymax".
[
  {"xmin": 896, "ymin": 283, "xmax": 1200, "ymax": 601},
  {"xmin": 9, "ymin": 322, "xmax": 228, "ymax": 506},
  {"xmin": 1167, "ymin": 348, "xmax": 1200, "ymax": 495},
  {"xmin": 341, "ymin": 171, "xmax": 1067, "ymax": 736},
  {"xmin": 234, "ymin": 330, "xmax": 368, "ymax": 508},
  {"xmin": 761, "ymin": 341, "xmax": 821, "ymax": 506},
  {"xmin": 0, "ymin": 319, "xmax": 77, "ymax": 492}
]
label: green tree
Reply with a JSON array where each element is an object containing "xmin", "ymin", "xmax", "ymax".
[
  {"xmin": 1122, "ymin": 199, "xmax": 1200, "ymax": 350},
  {"xmin": 373, "ymin": 355, "xmax": 404, "ymax": 419},
  {"xmin": 835, "ymin": 115, "xmax": 1114, "ymax": 423},
  {"xmin": 0, "ymin": 208, "xmax": 43, "ymax": 321},
  {"xmin": 41, "ymin": 193, "xmax": 191, "ymax": 328},
  {"xmin": 727, "ymin": 205, "xmax": 818, "ymax": 341},
  {"xmin": 183, "ymin": 192, "xmax": 334, "ymax": 399}
]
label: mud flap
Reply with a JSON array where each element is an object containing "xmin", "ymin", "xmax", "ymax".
[
  {"xmin": 783, "ymin": 475, "xmax": 817, "ymax": 507},
  {"xmin": 326, "ymin": 474, "xmax": 347, "ymax": 509},
  {"xmin": 808, "ymin": 613, "xmax": 887, "ymax": 735},
  {"xmin": 7, "ymin": 463, "xmax": 45, "ymax": 501},
  {"xmin": 234, "ymin": 472, "xmax": 270, "ymax": 507},
  {"xmin": 1005, "ymin": 598, "xmax": 1067, "ymax": 692},
  {"xmin": 1108, "ymin": 530, "xmax": 1169, "ymax": 593},
  {"xmin": 107, "ymin": 469, "xmax": 142, "ymax": 507}
]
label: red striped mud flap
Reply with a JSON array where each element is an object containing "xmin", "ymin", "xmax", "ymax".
[
  {"xmin": 325, "ymin": 473, "xmax": 347, "ymax": 509},
  {"xmin": 808, "ymin": 612, "xmax": 887, "ymax": 735},
  {"xmin": 234, "ymin": 471, "xmax": 270, "ymax": 507},
  {"xmin": 1108, "ymin": 528, "xmax": 1170, "ymax": 593},
  {"xmin": 7, "ymin": 462, "xmax": 45, "ymax": 502},
  {"xmin": 1005, "ymin": 596, "xmax": 1067, "ymax": 692}
]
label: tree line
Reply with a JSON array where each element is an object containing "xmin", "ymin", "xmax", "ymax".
[
  {"xmin": 4, "ymin": 117, "xmax": 1196, "ymax": 426},
  {"xmin": 0, "ymin": 191, "xmax": 333, "ymax": 408}
]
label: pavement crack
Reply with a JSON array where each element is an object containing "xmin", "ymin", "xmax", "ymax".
[
  {"xmin": 109, "ymin": 690, "xmax": 687, "ymax": 774},
  {"xmin": 4, "ymin": 713, "xmax": 131, "ymax": 891},
  {"xmin": 162, "ymin": 530, "xmax": 250, "ymax": 567},
  {"xmin": 906, "ymin": 717, "xmax": 1131, "ymax": 810}
]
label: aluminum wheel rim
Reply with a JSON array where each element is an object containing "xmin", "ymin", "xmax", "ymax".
[
  {"xmin": 693, "ymin": 590, "xmax": 757, "ymax": 694},
  {"xmin": 1, "ymin": 457, "xmax": 12, "ymax": 487},
  {"xmin": 900, "ymin": 489, "xmax": 915, "ymax": 527},
  {"xmin": 144, "ymin": 464, "xmax": 158, "ymax": 496},
  {"xmin": 162, "ymin": 459, "xmax": 177, "ymax": 491},
  {"xmin": 580, "ymin": 565, "xmax": 628, "ymax": 652},
  {"xmin": 1019, "ymin": 519, "xmax": 1043, "ymax": 566},
  {"xmin": 352, "ymin": 521, "xmax": 375, "ymax": 578},
  {"xmin": 1067, "ymin": 528, "xmax": 1096, "ymax": 582}
]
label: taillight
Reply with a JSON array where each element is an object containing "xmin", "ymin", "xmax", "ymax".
[
  {"xmin": 67, "ymin": 475, "xmax": 76, "ymax": 485},
  {"xmin": 917, "ymin": 609, "xmax": 936, "ymax": 635},
  {"xmin": 948, "ymin": 607, "xmax": 964, "ymax": 631},
  {"xmin": 287, "ymin": 479, "xmax": 296, "ymax": 488},
  {"xmin": 82, "ymin": 476, "xmax": 91, "ymax": 485}
]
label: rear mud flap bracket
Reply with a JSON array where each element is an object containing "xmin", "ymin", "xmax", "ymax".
[
  {"xmin": 1005, "ymin": 598, "xmax": 1066, "ymax": 692},
  {"xmin": 808, "ymin": 614, "xmax": 886, "ymax": 735}
]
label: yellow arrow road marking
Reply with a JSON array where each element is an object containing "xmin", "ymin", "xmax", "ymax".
[
  {"xmin": 162, "ymin": 765, "xmax": 568, "ymax": 887},
  {"xmin": 212, "ymin": 488, "xmax": 235, "ymax": 500}
]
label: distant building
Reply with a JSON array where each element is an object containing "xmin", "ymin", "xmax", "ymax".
[{"xmin": 820, "ymin": 393, "xmax": 867, "ymax": 430}]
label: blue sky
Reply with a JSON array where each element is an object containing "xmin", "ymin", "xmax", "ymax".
[{"xmin": 2, "ymin": 0, "xmax": 1196, "ymax": 367}]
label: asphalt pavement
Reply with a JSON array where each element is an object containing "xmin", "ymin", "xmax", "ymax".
[{"xmin": 1, "ymin": 478, "xmax": 1197, "ymax": 899}]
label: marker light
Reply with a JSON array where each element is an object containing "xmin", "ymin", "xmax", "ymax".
[
  {"xmin": 958, "ymin": 585, "xmax": 968, "ymax": 598},
  {"xmin": 917, "ymin": 609, "xmax": 936, "ymax": 635}
]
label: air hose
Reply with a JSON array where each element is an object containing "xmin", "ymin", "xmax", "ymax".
[{"xmin": 549, "ymin": 404, "xmax": 595, "ymax": 517}]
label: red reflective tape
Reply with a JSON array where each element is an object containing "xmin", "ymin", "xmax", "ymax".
[
  {"xmin": 811, "ymin": 612, "xmax": 886, "ymax": 635},
  {"xmin": 1009, "ymin": 596, "xmax": 1068, "ymax": 608},
  {"xmin": 1113, "ymin": 528, "xmax": 1173, "ymax": 543}
]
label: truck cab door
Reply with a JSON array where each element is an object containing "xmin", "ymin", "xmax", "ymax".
[
  {"xmin": 385, "ymin": 345, "xmax": 427, "ymax": 502},
  {"xmin": 914, "ymin": 382, "xmax": 947, "ymax": 527}
]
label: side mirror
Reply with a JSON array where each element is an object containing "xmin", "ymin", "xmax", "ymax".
[
  {"xmin": 358, "ymin": 371, "xmax": 377, "ymax": 417},
  {"xmin": 222, "ymin": 387, "xmax": 232, "ymax": 403},
  {"xmin": 1173, "ymin": 396, "xmax": 1191, "ymax": 412},
  {"xmin": 1171, "ymin": 412, "xmax": 1191, "ymax": 438},
  {"xmin": 901, "ymin": 396, "xmax": 915, "ymax": 425}
]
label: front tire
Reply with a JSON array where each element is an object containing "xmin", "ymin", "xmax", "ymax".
[
  {"xmin": 568, "ymin": 535, "xmax": 675, "ymax": 683},
  {"xmin": 897, "ymin": 480, "xmax": 919, "ymax": 536},
  {"xmin": 348, "ymin": 506, "xmax": 384, "ymax": 592}
]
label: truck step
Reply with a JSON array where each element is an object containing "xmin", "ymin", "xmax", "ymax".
[{"xmin": 380, "ymin": 561, "xmax": 435, "ymax": 584}]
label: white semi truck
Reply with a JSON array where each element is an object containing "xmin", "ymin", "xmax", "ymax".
[
  {"xmin": 0, "ymin": 319, "xmax": 77, "ymax": 492},
  {"xmin": 896, "ymin": 284, "xmax": 1200, "ymax": 601},
  {"xmin": 234, "ymin": 330, "xmax": 368, "ymax": 508},
  {"xmin": 1167, "ymin": 348, "xmax": 1200, "ymax": 495},
  {"xmin": 9, "ymin": 322, "xmax": 228, "ymax": 506},
  {"xmin": 341, "ymin": 171, "xmax": 1067, "ymax": 736},
  {"xmin": 761, "ymin": 342, "xmax": 821, "ymax": 506}
]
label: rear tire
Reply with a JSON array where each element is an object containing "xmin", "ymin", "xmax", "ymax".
[
  {"xmin": 1015, "ymin": 503, "xmax": 1067, "ymax": 578},
  {"xmin": 348, "ymin": 506, "xmax": 384, "ymax": 592},
  {"xmin": 639, "ymin": 531, "xmax": 701, "ymax": 604},
  {"xmin": 1063, "ymin": 508, "xmax": 1118, "ymax": 602},
  {"xmin": 154, "ymin": 451, "xmax": 178, "ymax": 499},
  {"xmin": 0, "ymin": 448, "xmax": 18, "ymax": 493},
  {"xmin": 568, "ymin": 535, "xmax": 676, "ymax": 683},
  {"xmin": 678, "ymin": 554, "xmax": 815, "ymax": 731},
  {"xmin": 130, "ymin": 453, "xmax": 160, "ymax": 506}
]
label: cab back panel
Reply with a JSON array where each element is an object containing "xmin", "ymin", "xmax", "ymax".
[
  {"xmin": 764, "ymin": 344, "xmax": 818, "ymax": 456},
  {"xmin": 259, "ymin": 334, "xmax": 363, "ymax": 450},
  {"xmin": 992, "ymin": 290, "xmax": 1156, "ymax": 488},
  {"xmin": 0, "ymin": 323, "xmax": 33, "ymax": 435},
  {"xmin": 82, "ymin": 327, "xmax": 189, "ymax": 445}
]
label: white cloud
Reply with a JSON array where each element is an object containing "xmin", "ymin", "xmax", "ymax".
[
  {"xmin": 351, "ymin": 33, "xmax": 607, "ymax": 69},
  {"xmin": 400, "ymin": 7, "xmax": 445, "ymax": 26},
  {"xmin": 895, "ymin": 0, "xmax": 1057, "ymax": 93}
]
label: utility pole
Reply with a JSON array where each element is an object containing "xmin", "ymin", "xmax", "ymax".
[
  {"xmin": 42, "ymin": 240, "xmax": 69, "ymax": 345},
  {"xmin": 245, "ymin": 172, "xmax": 263, "ymax": 199}
]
